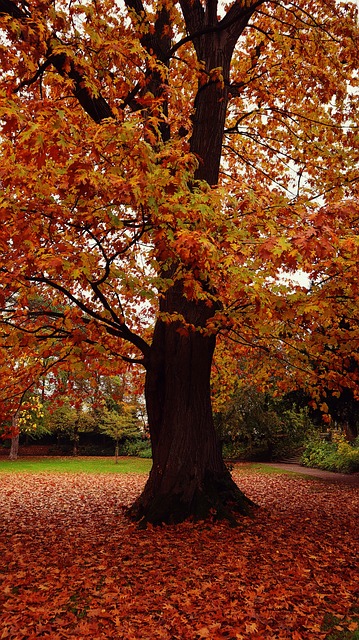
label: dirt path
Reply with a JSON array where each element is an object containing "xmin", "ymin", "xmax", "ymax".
[{"xmin": 267, "ymin": 462, "xmax": 359, "ymax": 487}]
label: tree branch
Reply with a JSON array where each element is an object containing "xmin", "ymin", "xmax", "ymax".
[{"xmin": 26, "ymin": 275, "xmax": 150, "ymax": 358}]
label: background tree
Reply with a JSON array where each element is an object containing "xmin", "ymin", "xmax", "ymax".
[
  {"xmin": 43, "ymin": 398, "xmax": 96, "ymax": 455},
  {"xmin": 0, "ymin": 0, "xmax": 358, "ymax": 523},
  {"xmin": 0, "ymin": 345, "xmax": 54, "ymax": 458},
  {"xmin": 42, "ymin": 369, "xmax": 105, "ymax": 454},
  {"xmin": 214, "ymin": 385, "xmax": 312, "ymax": 461},
  {"xmin": 94, "ymin": 374, "xmax": 148, "ymax": 461},
  {"xmin": 98, "ymin": 404, "xmax": 143, "ymax": 463},
  {"xmin": 1, "ymin": 392, "xmax": 45, "ymax": 460}
]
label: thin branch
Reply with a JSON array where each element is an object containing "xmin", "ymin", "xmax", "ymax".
[
  {"xmin": 223, "ymin": 143, "xmax": 296, "ymax": 196},
  {"xmin": 269, "ymin": 106, "xmax": 359, "ymax": 131}
]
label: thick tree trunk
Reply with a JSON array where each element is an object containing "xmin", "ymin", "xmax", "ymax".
[{"xmin": 129, "ymin": 287, "xmax": 255, "ymax": 525}]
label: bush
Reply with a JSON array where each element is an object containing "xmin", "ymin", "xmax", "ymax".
[
  {"xmin": 120, "ymin": 438, "xmax": 152, "ymax": 458},
  {"xmin": 301, "ymin": 433, "xmax": 359, "ymax": 473}
]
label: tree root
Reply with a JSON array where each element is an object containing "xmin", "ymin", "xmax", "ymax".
[{"xmin": 127, "ymin": 469, "xmax": 258, "ymax": 526}]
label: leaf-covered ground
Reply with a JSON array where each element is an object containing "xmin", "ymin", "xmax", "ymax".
[{"xmin": 0, "ymin": 470, "xmax": 358, "ymax": 639}]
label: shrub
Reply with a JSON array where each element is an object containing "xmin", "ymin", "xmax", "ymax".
[
  {"xmin": 335, "ymin": 434, "xmax": 359, "ymax": 472},
  {"xmin": 301, "ymin": 433, "xmax": 359, "ymax": 473},
  {"xmin": 120, "ymin": 438, "xmax": 152, "ymax": 458}
]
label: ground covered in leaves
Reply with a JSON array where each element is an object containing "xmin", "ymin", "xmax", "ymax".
[{"xmin": 0, "ymin": 469, "xmax": 358, "ymax": 639}]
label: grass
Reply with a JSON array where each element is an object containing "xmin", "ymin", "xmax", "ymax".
[
  {"xmin": 0, "ymin": 457, "xmax": 303, "ymax": 477},
  {"xmin": 0, "ymin": 455, "xmax": 152, "ymax": 475},
  {"xmin": 0, "ymin": 457, "xmax": 308, "ymax": 477},
  {"xmin": 233, "ymin": 462, "xmax": 303, "ymax": 476}
]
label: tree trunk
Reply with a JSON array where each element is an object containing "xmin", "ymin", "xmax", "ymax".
[
  {"xmin": 129, "ymin": 287, "xmax": 256, "ymax": 525},
  {"xmin": 9, "ymin": 413, "xmax": 20, "ymax": 461},
  {"xmin": 72, "ymin": 422, "xmax": 79, "ymax": 456},
  {"xmin": 343, "ymin": 421, "xmax": 358, "ymax": 442},
  {"xmin": 9, "ymin": 433, "xmax": 19, "ymax": 461}
]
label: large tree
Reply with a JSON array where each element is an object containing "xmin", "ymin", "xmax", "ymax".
[{"xmin": 0, "ymin": 0, "xmax": 358, "ymax": 523}]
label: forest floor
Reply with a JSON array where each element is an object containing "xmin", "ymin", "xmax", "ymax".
[{"xmin": 0, "ymin": 467, "xmax": 358, "ymax": 640}]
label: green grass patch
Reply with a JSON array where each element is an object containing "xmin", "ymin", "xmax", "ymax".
[
  {"xmin": 232, "ymin": 462, "xmax": 303, "ymax": 476},
  {"xmin": 0, "ymin": 456, "xmax": 152, "ymax": 475}
]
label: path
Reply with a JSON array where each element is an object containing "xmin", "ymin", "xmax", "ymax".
[{"xmin": 267, "ymin": 462, "xmax": 359, "ymax": 487}]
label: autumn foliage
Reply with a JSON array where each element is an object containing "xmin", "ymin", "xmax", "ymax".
[{"xmin": 0, "ymin": 467, "xmax": 358, "ymax": 639}]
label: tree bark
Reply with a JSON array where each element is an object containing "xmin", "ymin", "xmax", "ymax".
[{"xmin": 9, "ymin": 433, "xmax": 19, "ymax": 461}]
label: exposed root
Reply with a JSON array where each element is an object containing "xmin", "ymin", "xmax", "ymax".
[{"xmin": 127, "ymin": 469, "xmax": 258, "ymax": 526}]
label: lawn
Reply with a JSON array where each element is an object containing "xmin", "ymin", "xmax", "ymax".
[
  {"xmin": 0, "ymin": 464, "xmax": 358, "ymax": 639},
  {"xmin": 0, "ymin": 456, "xmax": 295, "ymax": 476},
  {"xmin": 0, "ymin": 455, "xmax": 152, "ymax": 475}
]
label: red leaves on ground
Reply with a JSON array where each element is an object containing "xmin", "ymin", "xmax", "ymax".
[{"xmin": 0, "ymin": 470, "xmax": 358, "ymax": 639}]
